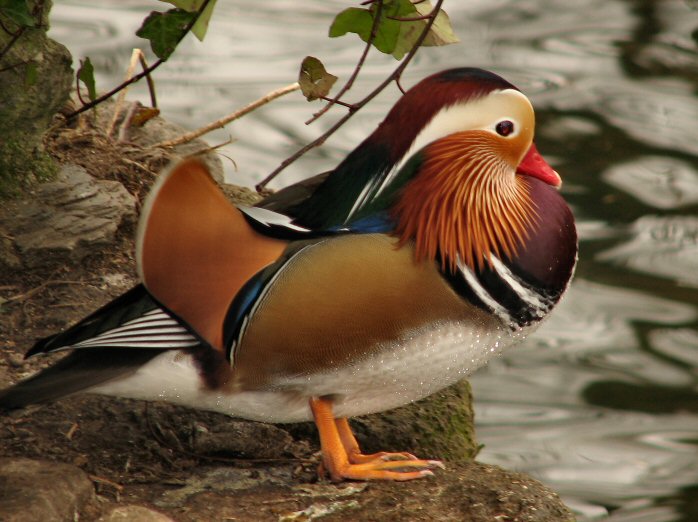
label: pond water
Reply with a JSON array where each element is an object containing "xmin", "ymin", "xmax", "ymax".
[{"xmin": 50, "ymin": 1, "xmax": 698, "ymax": 520}]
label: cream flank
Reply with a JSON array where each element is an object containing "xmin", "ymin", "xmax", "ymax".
[{"xmin": 91, "ymin": 318, "xmax": 530, "ymax": 423}]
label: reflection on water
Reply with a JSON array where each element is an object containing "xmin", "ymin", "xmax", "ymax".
[
  {"xmin": 50, "ymin": 1, "xmax": 698, "ymax": 520},
  {"xmin": 603, "ymin": 157, "xmax": 698, "ymax": 209},
  {"xmin": 598, "ymin": 216, "xmax": 698, "ymax": 288}
]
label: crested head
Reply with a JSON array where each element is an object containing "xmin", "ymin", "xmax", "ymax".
[
  {"xmin": 291, "ymin": 67, "xmax": 560, "ymax": 233},
  {"xmin": 373, "ymin": 68, "xmax": 523, "ymax": 164},
  {"xmin": 383, "ymin": 71, "xmax": 561, "ymax": 272}
]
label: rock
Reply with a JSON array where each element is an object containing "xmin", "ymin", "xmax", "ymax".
[
  {"xmin": 192, "ymin": 419, "xmax": 298, "ymax": 459},
  {"xmin": 326, "ymin": 462, "xmax": 577, "ymax": 522},
  {"xmin": 0, "ymin": 164, "xmax": 136, "ymax": 269},
  {"xmin": 97, "ymin": 505, "xmax": 175, "ymax": 522},
  {"xmin": 152, "ymin": 462, "xmax": 574, "ymax": 521},
  {"xmin": 0, "ymin": 0, "xmax": 73, "ymax": 197},
  {"xmin": 353, "ymin": 380, "xmax": 477, "ymax": 463},
  {"xmin": 0, "ymin": 458, "xmax": 93, "ymax": 521},
  {"xmin": 129, "ymin": 115, "xmax": 225, "ymax": 186},
  {"xmin": 156, "ymin": 466, "xmax": 296, "ymax": 508},
  {"xmin": 94, "ymin": 101, "xmax": 225, "ymax": 186}
]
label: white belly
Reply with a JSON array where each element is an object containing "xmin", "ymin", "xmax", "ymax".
[{"xmin": 92, "ymin": 320, "xmax": 531, "ymax": 423}]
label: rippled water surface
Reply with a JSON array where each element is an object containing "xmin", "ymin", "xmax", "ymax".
[{"xmin": 51, "ymin": 2, "xmax": 698, "ymax": 520}]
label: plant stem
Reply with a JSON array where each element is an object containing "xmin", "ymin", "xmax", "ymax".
[
  {"xmin": 65, "ymin": 0, "xmax": 212, "ymax": 120},
  {"xmin": 151, "ymin": 83, "xmax": 300, "ymax": 149},
  {"xmin": 304, "ymin": 0, "xmax": 385, "ymax": 125},
  {"xmin": 256, "ymin": 0, "xmax": 445, "ymax": 191}
]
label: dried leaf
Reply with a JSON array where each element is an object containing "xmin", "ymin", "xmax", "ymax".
[
  {"xmin": 299, "ymin": 56, "xmax": 338, "ymax": 101},
  {"xmin": 130, "ymin": 107, "xmax": 161, "ymax": 127}
]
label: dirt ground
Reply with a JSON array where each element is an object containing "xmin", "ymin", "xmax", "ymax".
[{"xmin": 0, "ymin": 111, "xmax": 575, "ymax": 521}]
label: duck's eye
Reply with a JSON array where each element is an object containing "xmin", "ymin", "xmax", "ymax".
[{"xmin": 495, "ymin": 120, "xmax": 515, "ymax": 137}]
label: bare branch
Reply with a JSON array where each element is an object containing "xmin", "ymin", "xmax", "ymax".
[
  {"xmin": 107, "ymin": 48, "xmax": 143, "ymax": 138},
  {"xmin": 304, "ymin": 0, "xmax": 385, "ymax": 125},
  {"xmin": 256, "ymin": 0, "xmax": 445, "ymax": 190},
  {"xmin": 0, "ymin": 27, "xmax": 26, "ymax": 62},
  {"xmin": 65, "ymin": 0, "xmax": 212, "ymax": 120},
  {"xmin": 150, "ymin": 82, "xmax": 300, "ymax": 149},
  {"xmin": 139, "ymin": 53, "xmax": 158, "ymax": 108}
]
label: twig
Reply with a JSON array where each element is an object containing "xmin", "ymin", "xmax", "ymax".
[
  {"xmin": 395, "ymin": 75, "xmax": 407, "ymax": 94},
  {"xmin": 256, "ymin": 0, "xmax": 445, "ymax": 190},
  {"xmin": 0, "ymin": 27, "xmax": 26, "ymax": 63},
  {"xmin": 121, "ymin": 157, "xmax": 158, "ymax": 177},
  {"xmin": 65, "ymin": 0, "xmax": 212, "ymax": 120},
  {"xmin": 65, "ymin": 422, "xmax": 79, "ymax": 440},
  {"xmin": 0, "ymin": 59, "xmax": 28, "ymax": 73},
  {"xmin": 106, "ymin": 49, "xmax": 143, "ymax": 138},
  {"xmin": 185, "ymin": 136, "xmax": 236, "ymax": 157},
  {"xmin": 138, "ymin": 52, "xmax": 158, "ymax": 108},
  {"xmin": 387, "ymin": 14, "xmax": 432, "ymax": 21},
  {"xmin": 88, "ymin": 474, "xmax": 124, "ymax": 492},
  {"xmin": 317, "ymin": 96, "xmax": 354, "ymax": 109},
  {"xmin": 117, "ymin": 101, "xmax": 140, "ymax": 142},
  {"xmin": 304, "ymin": 0, "xmax": 385, "ymax": 125},
  {"xmin": 150, "ymin": 82, "xmax": 300, "ymax": 149},
  {"xmin": 5, "ymin": 280, "xmax": 88, "ymax": 304}
]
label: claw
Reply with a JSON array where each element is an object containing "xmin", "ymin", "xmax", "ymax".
[{"xmin": 310, "ymin": 397, "xmax": 444, "ymax": 482}]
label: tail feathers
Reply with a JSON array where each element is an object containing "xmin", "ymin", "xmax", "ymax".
[
  {"xmin": 0, "ymin": 348, "xmax": 162, "ymax": 410},
  {"xmin": 28, "ymin": 284, "xmax": 159, "ymax": 357}
]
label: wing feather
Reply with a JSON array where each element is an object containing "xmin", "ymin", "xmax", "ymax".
[{"xmin": 136, "ymin": 158, "xmax": 288, "ymax": 351}]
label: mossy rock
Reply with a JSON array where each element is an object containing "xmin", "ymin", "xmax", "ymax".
[{"xmin": 0, "ymin": 1, "xmax": 72, "ymax": 198}]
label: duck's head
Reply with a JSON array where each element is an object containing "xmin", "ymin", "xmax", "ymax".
[
  {"xmin": 373, "ymin": 68, "xmax": 560, "ymax": 189},
  {"xmin": 293, "ymin": 68, "xmax": 560, "ymax": 235},
  {"xmin": 381, "ymin": 69, "xmax": 567, "ymax": 272}
]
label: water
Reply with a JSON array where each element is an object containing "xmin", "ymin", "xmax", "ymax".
[{"xmin": 50, "ymin": 1, "xmax": 698, "ymax": 520}]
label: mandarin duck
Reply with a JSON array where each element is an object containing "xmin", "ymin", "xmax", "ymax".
[{"xmin": 0, "ymin": 68, "xmax": 577, "ymax": 481}]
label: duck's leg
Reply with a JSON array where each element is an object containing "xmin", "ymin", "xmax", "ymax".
[
  {"xmin": 309, "ymin": 397, "xmax": 444, "ymax": 481},
  {"xmin": 335, "ymin": 417, "xmax": 421, "ymax": 464}
]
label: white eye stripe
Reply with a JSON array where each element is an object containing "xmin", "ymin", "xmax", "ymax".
[{"xmin": 367, "ymin": 89, "xmax": 534, "ymax": 205}]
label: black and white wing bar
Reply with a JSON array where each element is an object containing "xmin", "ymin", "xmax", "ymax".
[{"xmin": 70, "ymin": 308, "xmax": 200, "ymax": 350}]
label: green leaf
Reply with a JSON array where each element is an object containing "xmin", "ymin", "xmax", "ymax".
[
  {"xmin": 380, "ymin": 0, "xmax": 418, "ymax": 59},
  {"xmin": 24, "ymin": 61, "xmax": 37, "ymax": 87},
  {"xmin": 329, "ymin": 0, "xmax": 429, "ymax": 60},
  {"xmin": 0, "ymin": 0, "xmax": 36, "ymax": 27},
  {"xmin": 136, "ymin": 9, "xmax": 197, "ymax": 59},
  {"xmin": 158, "ymin": 0, "xmax": 218, "ymax": 41},
  {"xmin": 392, "ymin": 2, "xmax": 459, "ymax": 60},
  {"xmin": 329, "ymin": 7, "xmax": 373, "ymax": 39},
  {"xmin": 77, "ymin": 57, "xmax": 97, "ymax": 102},
  {"xmin": 414, "ymin": 2, "xmax": 459, "ymax": 47},
  {"xmin": 298, "ymin": 56, "xmax": 338, "ymax": 101}
]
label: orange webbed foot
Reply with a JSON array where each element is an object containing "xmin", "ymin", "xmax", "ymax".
[{"xmin": 310, "ymin": 397, "xmax": 445, "ymax": 482}]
